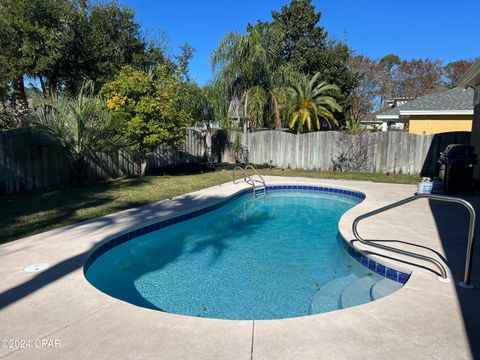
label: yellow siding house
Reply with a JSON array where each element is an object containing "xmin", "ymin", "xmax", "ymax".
[
  {"xmin": 408, "ymin": 115, "xmax": 472, "ymax": 135},
  {"xmin": 376, "ymin": 87, "xmax": 474, "ymax": 135}
]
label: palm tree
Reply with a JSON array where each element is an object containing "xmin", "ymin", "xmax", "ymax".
[
  {"xmin": 287, "ymin": 72, "xmax": 342, "ymax": 132},
  {"xmin": 33, "ymin": 82, "xmax": 127, "ymax": 183},
  {"xmin": 212, "ymin": 24, "xmax": 284, "ymax": 130},
  {"xmin": 243, "ymin": 86, "xmax": 267, "ymax": 128},
  {"xmin": 184, "ymin": 82, "xmax": 227, "ymax": 162}
]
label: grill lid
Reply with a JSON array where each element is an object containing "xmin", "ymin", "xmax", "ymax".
[{"xmin": 441, "ymin": 144, "xmax": 476, "ymax": 158}]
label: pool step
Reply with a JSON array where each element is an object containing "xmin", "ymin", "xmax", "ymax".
[
  {"xmin": 254, "ymin": 186, "xmax": 267, "ymax": 196},
  {"xmin": 311, "ymin": 275, "xmax": 404, "ymax": 313},
  {"xmin": 371, "ymin": 278, "xmax": 403, "ymax": 301},
  {"xmin": 340, "ymin": 276, "xmax": 377, "ymax": 309},
  {"xmin": 309, "ymin": 274, "xmax": 358, "ymax": 314}
]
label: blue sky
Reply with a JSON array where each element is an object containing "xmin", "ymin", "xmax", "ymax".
[{"xmin": 126, "ymin": 0, "xmax": 480, "ymax": 85}]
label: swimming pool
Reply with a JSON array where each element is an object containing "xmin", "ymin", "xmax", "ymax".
[{"xmin": 85, "ymin": 186, "xmax": 407, "ymax": 320}]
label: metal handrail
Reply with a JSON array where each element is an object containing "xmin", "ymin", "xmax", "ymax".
[
  {"xmin": 232, "ymin": 165, "xmax": 267, "ymax": 196},
  {"xmin": 233, "ymin": 165, "xmax": 255, "ymax": 187},
  {"xmin": 233, "ymin": 166, "xmax": 257, "ymax": 195},
  {"xmin": 244, "ymin": 165, "xmax": 267, "ymax": 189},
  {"xmin": 352, "ymin": 193, "xmax": 476, "ymax": 288}
]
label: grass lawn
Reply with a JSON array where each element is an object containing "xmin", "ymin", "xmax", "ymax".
[{"xmin": 0, "ymin": 168, "xmax": 419, "ymax": 244}]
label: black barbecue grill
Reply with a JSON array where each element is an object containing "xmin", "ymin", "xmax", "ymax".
[{"xmin": 438, "ymin": 144, "xmax": 478, "ymax": 193}]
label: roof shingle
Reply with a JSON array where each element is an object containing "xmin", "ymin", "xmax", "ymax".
[{"xmin": 376, "ymin": 87, "xmax": 473, "ymax": 119}]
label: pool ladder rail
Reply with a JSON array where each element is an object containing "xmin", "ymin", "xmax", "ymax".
[
  {"xmin": 352, "ymin": 193, "xmax": 476, "ymax": 289},
  {"xmin": 232, "ymin": 165, "xmax": 267, "ymax": 197}
]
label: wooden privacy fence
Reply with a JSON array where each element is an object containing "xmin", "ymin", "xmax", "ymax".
[
  {"xmin": 0, "ymin": 134, "xmax": 71, "ymax": 195},
  {"xmin": 0, "ymin": 127, "xmax": 472, "ymax": 195},
  {"xmin": 0, "ymin": 128, "xmax": 217, "ymax": 195},
  {"xmin": 245, "ymin": 130, "xmax": 471, "ymax": 175},
  {"xmin": 86, "ymin": 128, "xmax": 208, "ymax": 179}
]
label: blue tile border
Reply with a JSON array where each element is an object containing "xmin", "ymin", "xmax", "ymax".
[
  {"xmin": 84, "ymin": 184, "xmax": 375, "ymax": 273},
  {"xmin": 338, "ymin": 234, "xmax": 410, "ymax": 284},
  {"xmin": 264, "ymin": 185, "xmax": 366, "ymax": 200}
]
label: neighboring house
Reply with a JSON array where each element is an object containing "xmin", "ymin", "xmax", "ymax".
[
  {"xmin": 375, "ymin": 87, "xmax": 474, "ymax": 134},
  {"xmin": 384, "ymin": 96, "xmax": 414, "ymax": 109},
  {"xmin": 360, "ymin": 110, "xmax": 388, "ymax": 130},
  {"xmin": 360, "ymin": 97, "xmax": 416, "ymax": 131}
]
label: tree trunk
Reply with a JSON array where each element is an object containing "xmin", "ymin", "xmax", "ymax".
[
  {"xmin": 0, "ymin": 86, "xmax": 6, "ymax": 114},
  {"xmin": 204, "ymin": 125, "xmax": 213, "ymax": 163},
  {"xmin": 271, "ymin": 93, "xmax": 282, "ymax": 130},
  {"xmin": 39, "ymin": 76, "xmax": 47, "ymax": 95},
  {"xmin": 139, "ymin": 160, "xmax": 148, "ymax": 176},
  {"xmin": 47, "ymin": 73, "xmax": 59, "ymax": 94},
  {"xmin": 12, "ymin": 75, "xmax": 29, "ymax": 127},
  {"xmin": 73, "ymin": 157, "xmax": 90, "ymax": 186}
]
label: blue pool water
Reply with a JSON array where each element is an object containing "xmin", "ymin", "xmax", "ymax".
[{"xmin": 85, "ymin": 190, "xmax": 402, "ymax": 320}]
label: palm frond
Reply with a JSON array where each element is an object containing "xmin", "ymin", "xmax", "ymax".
[
  {"xmin": 33, "ymin": 83, "xmax": 128, "ymax": 180},
  {"xmin": 244, "ymin": 86, "xmax": 267, "ymax": 128},
  {"xmin": 286, "ymin": 72, "xmax": 342, "ymax": 132}
]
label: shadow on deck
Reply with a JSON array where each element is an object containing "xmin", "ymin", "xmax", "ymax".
[{"xmin": 428, "ymin": 195, "xmax": 480, "ymax": 358}]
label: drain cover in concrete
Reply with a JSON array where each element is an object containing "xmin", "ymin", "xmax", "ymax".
[{"xmin": 23, "ymin": 263, "xmax": 49, "ymax": 273}]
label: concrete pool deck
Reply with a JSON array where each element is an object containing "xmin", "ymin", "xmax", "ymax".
[{"xmin": 1, "ymin": 176, "xmax": 479, "ymax": 359}]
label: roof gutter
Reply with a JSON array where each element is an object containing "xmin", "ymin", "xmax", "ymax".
[
  {"xmin": 376, "ymin": 114, "xmax": 400, "ymax": 120},
  {"xmin": 399, "ymin": 110, "xmax": 474, "ymax": 116}
]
